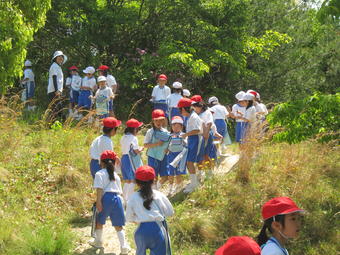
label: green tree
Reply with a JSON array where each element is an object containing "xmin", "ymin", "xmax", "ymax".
[{"xmin": 0, "ymin": 0, "xmax": 51, "ymax": 93}]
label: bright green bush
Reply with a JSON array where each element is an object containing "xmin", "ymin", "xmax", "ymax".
[{"xmin": 267, "ymin": 93, "xmax": 340, "ymax": 143}]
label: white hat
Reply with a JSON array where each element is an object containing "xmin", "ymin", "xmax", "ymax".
[
  {"xmin": 24, "ymin": 60, "xmax": 32, "ymax": 67},
  {"xmin": 208, "ymin": 96, "xmax": 219, "ymax": 104},
  {"xmin": 52, "ymin": 51, "xmax": 67, "ymax": 64},
  {"xmin": 83, "ymin": 66, "xmax": 96, "ymax": 74},
  {"xmin": 97, "ymin": 76, "xmax": 107, "ymax": 82},
  {"xmin": 183, "ymin": 89, "xmax": 191, "ymax": 97},
  {"xmin": 171, "ymin": 116, "xmax": 184, "ymax": 125},
  {"xmin": 235, "ymin": 91, "xmax": 245, "ymax": 101},
  {"xmin": 172, "ymin": 82, "xmax": 183, "ymax": 89},
  {"xmin": 242, "ymin": 92, "xmax": 255, "ymax": 101}
]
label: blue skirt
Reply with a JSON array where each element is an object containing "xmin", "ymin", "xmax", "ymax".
[
  {"xmin": 25, "ymin": 81, "xmax": 35, "ymax": 99},
  {"xmin": 78, "ymin": 90, "xmax": 92, "ymax": 109},
  {"xmin": 199, "ymin": 132, "xmax": 217, "ymax": 160},
  {"xmin": 187, "ymin": 135, "xmax": 204, "ymax": 163},
  {"xmin": 97, "ymin": 192, "xmax": 125, "ymax": 226},
  {"xmin": 121, "ymin": 154, "xmax": 135, "ymax": 180},
  {"xmin": 235, "ymin": 122, "xmax": 248, "ymax": 143}
]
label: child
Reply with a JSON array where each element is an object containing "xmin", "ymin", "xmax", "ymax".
[
  {"xmin": 120, "ymin": 118, "xmax": 144, "ymax": 202},
  {"xmin": 257, "ymin": 197, "xmax": 304, "ymax": 255},
  {"xmin": 230, "ymin": 91, "xmax": 247, "ymax": 143},
  {"xmin": 182, "ymin": 89, "xmax": 191, "ymax": 98},
  {"xmin": 177, "ymin": 98, "xmax": 203, "ymax": 193},
  {"xmin": 20, "ymin": 60, "xmax": 35, "ymax": 110},
  {"xmin": 97, "ymin": 65, "xmax": 117, "ymax": 116},
  {"xmin": 247, "ymin": 90, "xmax": 268, "ymax": 120},
  {"xmin": 191, "ymin": 95, "xmax": 221, "ymax": 178},
  {"xmin": 167, "ymin": 116, "xmax": 186, "ymax": 195},
  {"xmin": 78, "ymin": 66, "xmax": 96, "ymax": 111},
  {"xmin": 151, "ymin": 74, "xmax": 171, "ymax": 117},
  {"xmin": 167, "ymin": 81, "xmax": 183, "ymax": 120},
  {"xmin": 91, "ymin": 76, "xmax": 114, "ymax": 119},
  {"xmin": 144, "ymin": 109, "xmax": 170, "ymax": 189},
  {"xmin": 126, "ymin": 165, "xmax": 174, "ymax": 255},
  {"xmin": 91, "ymin": 150, "xmax": 130, "ymax": 254},
  {"xmin": 65, "ymin": 66, "xmax": 82, "ymax": 116},
  {"xmin": 208, "ymin": 96, "xmax": 232, "ymax": 151},
  {"xmin": 215, "ymin": 236, "xmax": 261, "ymax": 255},
  {"xmin": 90, "ymin": 117, "xmax": 121, "ymax": 178}
]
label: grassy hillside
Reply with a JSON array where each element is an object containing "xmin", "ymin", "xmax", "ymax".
[{"xmin": 0, "ymin": 100, "xmax": 339, "ymax": 254}]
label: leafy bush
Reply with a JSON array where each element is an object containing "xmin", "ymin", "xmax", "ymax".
[{"xmin": 267, "ymin": 93, "xmax": 340, "ymax": 143}]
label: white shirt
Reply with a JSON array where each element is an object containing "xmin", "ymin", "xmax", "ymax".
[
  {"xmin": 232, "ymin": 104, "xmax": 246, "ymax": 122},
  {"xmin": 90, "ymin": 135, "xmax": 113, "ymax": 160},
  {"xmin": 93, "ymin": 170, "xmax": 122, "ymax": 194},
  {"xmin": 167, "ymin": 93, "xmax": 182, "ymax": 108},
  {"xmin": 66, "ymin": 75, "xmax": 82, "ymax": 91},
  {"xmin": 95, "ymin": 86, "xmax": 113, "ymax": 99},
  {"xmin": 210, "ymin": 104, "xmax": 228, "ymax": 120},
  {"xmin": 47, "ymin": 62, "xmax": 63, "ymax": 94},
  {"xmin": 186, "ymin": 112, "xmax": 203, "ymax": 133},
  {"xmin": 81, "ymin": 76, "xmax": 96, "ymax": 91},
  {"xmin": 151, "ymin": 85, "xmax": 171, "ymax": 101},
  {"xmin": 126, "ymin": 190, "xmax": 174, "ymax": 223},
  {"xmin": 255, "ymin": 103, "xmax": 268, "ymax": 115},
  {"xmin": 106, "ymin": 74, "xmax": 117, "ymax": 91},
  {"xmin": 244, "ymin": 106, "xmax": 257, "ymax": 123},
  {"xmin": 199, "ymin": 110, "xmax": 218, "ymax": 135},
  {"xmin": 121, "ymin": 134, "xmax": 139, "ymax": 155},
  {"xmin": 144, "ymin": 128, "xmax": 168, "ymax": 144},
  {"xmin": 23, "ymin": 68, "xmax": 35, "ymax": 83},
  {"xmin": 261, "ymin": 239, "xmax": 289, "ymax": 255}
]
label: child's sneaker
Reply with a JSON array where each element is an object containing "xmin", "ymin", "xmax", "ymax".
[
  {"xmin": 120, "ymin": 246, "xmax": 131, "ymax": 255},
  {"xmin": 89, "ymin": 240, "xmax": 104, "ymax": 249}
]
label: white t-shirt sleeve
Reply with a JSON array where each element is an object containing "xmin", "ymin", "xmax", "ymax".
[
  {"xmin": 261, "ymin": 242, "xmax": 286, "ymax": 255},
  {"xmin": 93, "ymin": 173, "xmax": 104, "ymax": 189},
  {"xmin": 158, "ymin": 192, "xmax": 174, "ymax": 217},
  {"xmin": 126, "ymin": 197, "xmax": 137, "ymax": 222},
  {"xmin": 132, "ymin": 136, "xmax": 139, "ymax": 150},
  {"xmin": 151, "ymin": 86, "xmax": 157, "ymax": 98},
  {"xmin": 144, "ymin": 129, "xmax": 153, "ymax": 144},
  {"xmin": 115, "ymin": 173, "xmax": 123, "ymax": 195},
  {"xmin": 165, "ymin": 86, "xmax": 171, "ymax": 98}
]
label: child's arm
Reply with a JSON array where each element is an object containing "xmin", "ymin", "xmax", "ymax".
[
  {"xmin": 96, "ymin": 188, "xmax": 104, "ymax": 212},
  {"xmin": 181, "ymin": 129, "xmax": 200, "ymax": 138},
  {"xmin": 144, "ymin": 141, "xmax": 163, "ymax": 149}
]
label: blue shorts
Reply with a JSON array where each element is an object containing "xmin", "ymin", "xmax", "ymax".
[
  {"xmin": 168, "ymin": 151, "xmax": 186, "ymax": 176},
  {"xmin": 187, "ymin": 135, "xmax": 204, "ymax": 163},
  {"xmin": 70, "ymin": 89, "xmax": 80, "ymax": 104},
  {"xmin": 135, "ymin": 222, "xmax": 167, "ymax": 255},
  {"xmin": 90, "ymin": 159, "xmax": 101, "ymax": 179},
  {"xmin": 148, "ymin": 156, "xmax": 169, "ymax": 177},
  {"xmin": 25, "ymin": 81, "xmax": 35, "ymax": 99},
  {"xmin": 214, "ymin": 119, "xmax": 227, "ymax": 138},
  {"xmin": 236, "ymin": 122, "xmax": 248, "ymax": 143},
  {"xmin": 203, "ymin": 132, "xmax": 217, "ymax": 159},
  {"xmin": 121, "ymin": 154, "xmax": 135, "ymax": 180},
  {"xmin": 153, "ymin": 102, "xmax": 168, "ymax": 117},
  {"xmin": 78, "ymin": 90, "xmax": 92, "ymax": 109},
  {"xmin": 109, "ymin": 100, "xmax": 114, "ymax": 111},
  {"xmin": 170, "ymin": 107, "xmax": 181, "ymax": 119},
  {"xmin": 97, "ymin": 192, "xmax": 125, "ymax": 226}
]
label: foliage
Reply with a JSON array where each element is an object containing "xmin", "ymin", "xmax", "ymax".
[
  {"xmin": 317, "ymin": 0, "xmax": 340, "ymax": 23},
  {"xmin": 0, "ymin": 0, "xmax": 51, "ymax": 92},
  {"xmin": 267, "ymin": 92, "xmax": 340, "ymax": 143},
  {"xmin": 170, "ymin": 141, "xmax": 340, "ymax": 254}
]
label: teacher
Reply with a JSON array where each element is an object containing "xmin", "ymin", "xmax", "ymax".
[{"xmin": 47, "ymin": 51, "xmax": 67, "ymax": 102}]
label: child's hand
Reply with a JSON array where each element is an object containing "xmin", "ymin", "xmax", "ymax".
[
  {"xmin": 157, "ymin": 141, "xmax": 164, "ymax": 146},
  {"xmin": 96, "ymin": 201, "xmax": 103, "ymax": 212}
]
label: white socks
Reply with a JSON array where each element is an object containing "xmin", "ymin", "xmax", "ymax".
[
  {"xmin": 116, "ymin": 230, "xmax": 128, "ymax": 249},
  {"xmin": 190, "ymin": 174, "xmax": 198, "ymax": 187},
  {"xmin": 95, "ymin": 229, "xmax": 103, "ymax": 244}
]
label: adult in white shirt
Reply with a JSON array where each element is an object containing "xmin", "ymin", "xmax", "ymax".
[
  {"xmin": 151, "ymin": 74, "xmax": 171, "ymax": 117},
  {"xmin": 126, "ymin": 166, "xmax": 174, "ymax": 255},
  {"xmin": 47, "ymin": 51, "xmax": 67, "ymax": 102},
  {"xmin": 167, "ymin": 81, "xmax": 183, "ymax": 119}
]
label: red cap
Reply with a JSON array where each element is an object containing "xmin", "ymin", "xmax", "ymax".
[
  {"xmin": 102, "ymin": 117, "xmax": 122, "ymax": 128},
  {"xmin": 249, "ymin": 91, "xmax": 258, "ymax": 97},
  {"xmin": 126, "ymin": 118, "xmax": 143, "ymax": 128},
  {"xmin": 152, "ymin": 109, "xmax": 166, "ymax": 120},
  {"xmin": 135, "ymin": 166, "xmax": 156, "ymax": 181},
  {"xmin": 97, "ymin": 65, "xmax": 109, "ymax": 71},
  {"xmin": 215, "ymin": 236, "xmax": 261, "ymax": 255},
  {"xmin": 262, "ymin": 197, "xmax": 304, "ymax": 220},
  {"xmin": 100, "ymin": 150, "xmax": 117, "ymax": 161},
  {"xmin": 158, "ymin": 74, "xmax": 167, "ymax": 80},
  {"xmin": 191, "ymin": 95, "xmax": 203, "ymax": 103},
  {"xmin": 177, "ymin": 98, "xmax": 193, "ymax": 108},
  {"xmin": 68, "ymin": 66, "xmax": 78, "ymax": 70}
]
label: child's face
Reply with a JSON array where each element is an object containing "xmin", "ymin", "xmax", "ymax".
[
  {"xmin": 86, "ymin": 73, "xmax": 93, "ymax": 78},
  {"xmin": 153, "ymin": 118, "xmax": 164, "ymax": 128},
  {"xmin": 172, "ymin": 123, "xmax": 182, "ymax": 133},
  {"xmin": 193, "ymin": 105, "xmax": 202, "ymax": 114},
  {"xmin": 98, "ymin": 81, "xmax": 106, "ymax": 89},
  {"xmin": 109, "ymin": 128, "xmax": 117, "ymax": 137},
  {"xmin": 180, "ymin": 108, "xmax": 189, "ymax": 117},
  {"xmin": 56, "ymin": 56, "xmax": 64, "ymax": 65},
  {"xmin": 239, "ymin": 100, "xmax": 247, "ymax": 107},
  {"xmin": 158, "ymin": 79, "xmax": 166, "ymax": 86},
  {"xmin": 98, "ymin": 70, "xmax": 104, "ymax": 76},
  {"xmin": 281, "ymin": 213, "xmax": 302, "ymax": 239},
  {"xmin": 71, "ymin": 70, "xmax": 78, "ymax": 75}
]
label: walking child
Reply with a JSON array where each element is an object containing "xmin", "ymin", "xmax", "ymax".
[
  {"xmin": 120, "ymin": 118, "xmax": 144, "ymax": 202},
  {"xmin": 167, "ymin": 82, "xmax": 183, "ymax": 120},
  {"xmin": 78, "ymin": 66, "xmax": 96, "ymax": 113},
  {"xmin": 97, "ymin": 65, "xmax": 117, "ymax": 116},
  {"xmin": 90, "ymin": 117, "xmax": 121, "ymax": 178},
  {"xmin": 91, "ymin": 150, "xmax": 130, "ymax": 254},
  {"xmin": 20, "ymin": 60, "xmax": 36, "ymax": 110},
  {"xmin": 177, "ymin": 98, "xmax": 203, "ymax": 193},
  {"xmin": 167, "ymin": 116, "xmax": 187, "ymax": 195},
  {"xmin": 151, "ymin": 74, "xmax": 171, "ymax": 120},
  {"xmin": 230, "ymin": 91, "xmax": 247, "ymax": 144},
  {"xmin": 90, "ymin": 76, "xmax": 114, "ymax": 119},
  {"xmin": 65, "ymin": 66, "xmax": 82, "ymax": 117},
  {"xmin": 144, "ymin": 109, "xmax": 170, "ymax": 189},
  {"xmin": 257, "ymin": 197, "xmax": 304, "ymax": 255},
  {"xmin": 126, "ymin": 165, "xmax": 174, "ymax": 255}
]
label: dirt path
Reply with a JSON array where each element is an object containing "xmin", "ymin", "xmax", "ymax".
[{"xmin": 72, "ymin": 152, "xmax": 239, "ymax": 255}]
